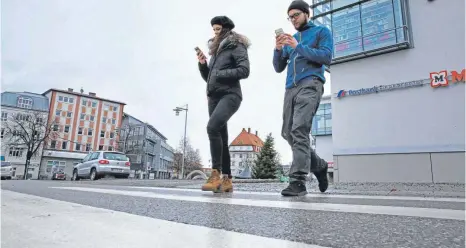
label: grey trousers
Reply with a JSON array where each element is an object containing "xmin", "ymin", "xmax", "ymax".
[{"xmin": 281, "ymin": 78, "xmax": 328, "ymax": 183}]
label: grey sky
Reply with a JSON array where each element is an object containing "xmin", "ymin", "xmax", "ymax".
[{"xmin": 2, "ymin": 0, "xmax": 331, "ymax": 166}]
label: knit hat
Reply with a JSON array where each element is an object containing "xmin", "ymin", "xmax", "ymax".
[
  {"xmin": 288, "ymin": 0, "xmax": 310, "ymax": 15},
  {"xmin": 211, "ymin": 16, "xmax": 235, "ymax": 30}
]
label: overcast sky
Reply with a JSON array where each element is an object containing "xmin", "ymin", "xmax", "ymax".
[{"xmin": 1, "ymin": 0, "xmax": 331, "ymax": 166}]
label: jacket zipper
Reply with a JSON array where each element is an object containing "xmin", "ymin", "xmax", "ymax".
[
  {"xmin": 207, "ymin": 39, "xmax": 229, "ymax": 83},
  {"xmin": 292, "ymin": 32, "xmax": 302, "ymax": 87}
]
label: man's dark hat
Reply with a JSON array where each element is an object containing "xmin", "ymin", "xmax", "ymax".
[
  {"xmin": 211, "ymin": 16, "xmax": 235, "ymax": 30},
  {"xmin": 288, "ymin": 0, "xmax": 310, "ymax": 15}
]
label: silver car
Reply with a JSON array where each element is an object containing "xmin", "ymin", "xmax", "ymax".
[
  {"xmin": 72, "ymin": 151, "xmax": 131, "ymax": 181},
  {"xmin": 1, "ymin": 162, "xmax": 13, "ymax": 180}
]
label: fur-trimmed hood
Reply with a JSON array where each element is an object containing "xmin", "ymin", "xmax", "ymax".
[{"xmin": 208, "ymin": 31, "xmax": 251, "ymax": 55}]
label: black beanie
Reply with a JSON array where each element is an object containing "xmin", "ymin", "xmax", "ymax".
[
  {"xmin": 288, "ymin": 0, "xmax": 310, "ymax": 15},
  {"xmin": 211, "ymin": 16, "xmax": 235, "ymax": 30}
]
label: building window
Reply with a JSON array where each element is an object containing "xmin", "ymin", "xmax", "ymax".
[
  {"xmin": 90, "ymin": 116, "xmax": 95, "ymax": 122},
  {"xmin": 82, "ymin": 99, "xmax": 87, "ymax": 105},
  {"xmin": 9, "ymin": 147, "xmax": 24, "ymax": 157},
  {"xmin": 108, "ymin": 146, "xmax": 113, "ymax": 151},
  {"xmin": 62, "ymin": 141, "xmax": 68, "ymax": 150},
  {"xmin": 67, "ymin": 112, "xmax": 72, "ymax": 118},
  {"xmin": 92, "ymin": 102, "xmax": 97, "ymax": 108},
  {"xmin": 17, "ymin": 97, "xmax": 33, "ymax": 109},
  {"xmin": 311, "ymin": 0, "xmax": 411, "ymax": 63},
  {"xmin": 0, "ymin": 128, "xmax": 4, "ymax": 138},
  {"xmin": 78, "ymin": 127, "xmax": 83, "ymax": 135},
  {"xmin": 103, "ymin": 105, "xmax": 109, "ymax": 111},
  {"xmin": 69, "ymin": 98, "xmax": 74, "ymax": 103},
  {"xmin": 86, "ymin": 144, "xmax": 91, "ymax": 151},
  {"xmin": 64, "ymin": 96, "xmax": 69, "ymax": 102},
  {"xmin": 75, "ymin": 143, "xmax": 81, "ymax": 151},
  {"xmin": 1, "ymin": 112, "xmax": 7, "ymax": 121},
  {"xmin": 50, "ymin": 140, "xmax": 57, "ymax": 149},
  {"xmin": 64, "ymin": 126, "xmax": 70, "ymax": 133},
  {"xmin": 110, "ymin": 132, "xmax": 115, "ymax": 139},
  {"xmin": 100, "ymin": 131, "xmax": 105, "ymax": 138},
  {"xmin": 98, "ymin": 145, "xmax": 104, "ymax": 151},
  {"xmin": 55, "ymin": 110, "xmax": 61, "ymax": 116},
  {"xmin": 80, "ymin": 114, "xmax": 85, "ymax": 120},
  {"xmin": 312, "ymin": 103, "xmax": 332, "ymax": 136},
  {"xmin": 112, "ymin": 119, "xmax": 116, "ymax": 125}
]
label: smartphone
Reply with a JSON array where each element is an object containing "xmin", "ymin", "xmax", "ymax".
[
  {"xmin": 275, "ymin": 28, "xmax": 284, "ymax": 36},
  {"xmin": 194, "ymin": 47, "xmax": 201, "ymax": 53}
]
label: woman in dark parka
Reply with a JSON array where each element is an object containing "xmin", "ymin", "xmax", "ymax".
[{"xmin": 196, "ymin": 16, "xmax": 251, "ymax": 193}]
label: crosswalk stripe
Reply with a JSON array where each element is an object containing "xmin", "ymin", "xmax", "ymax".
[
  {"xmin": 3, "ymin": 190, "xmax": 329, "ymax": 248},
  {"xmin": 125, "ymin": 186, "xmax": 466, "ymax": 203},
  {"xmin": 51, "ymin": 186, "xmax": 465, "ymax": 221}
]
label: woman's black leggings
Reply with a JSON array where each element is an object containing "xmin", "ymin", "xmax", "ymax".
[{"xmin": 207, "ymin": 93, "xmax": 241, "ymax": 175}]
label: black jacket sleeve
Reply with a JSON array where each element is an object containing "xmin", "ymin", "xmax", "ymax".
[
  {"xmin": 215, "ymin": 44, "xmax": 250, "ymax": 80},
  {"xmin": 198, "ymin": 62, "xmax": 209, "ymax": 83}
]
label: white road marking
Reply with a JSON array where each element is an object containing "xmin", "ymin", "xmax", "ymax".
[
  {"xmin": 125, "ymin": 186, "xmax": 466, "ymax": 203},
  {"xmin": 52, "ymin": 186, "xmax": 466, "ymax": 221},
  {"xmin": 1, "ymin": 190, "xmax": 329, "ymax": 248}
]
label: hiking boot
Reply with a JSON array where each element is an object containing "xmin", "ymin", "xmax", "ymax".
[
  {"xmin": 281, "ymin": 181, "xmax": 307, "ymax": 196},
  {"xmin": 216, "ymin": 176, "xmax": 233, "ymax": 193},
  {"xmin": 314, "ymin": 166, "xmax": 329, "ymax": 193},
  {"xmin": 201, "ymin": 169, "xmax": 222, "ymax": 192}
]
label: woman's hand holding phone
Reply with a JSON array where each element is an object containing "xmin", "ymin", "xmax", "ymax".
[{"xmin": 195, "ymin": 47, "xmax": 207, "ymax": 64}]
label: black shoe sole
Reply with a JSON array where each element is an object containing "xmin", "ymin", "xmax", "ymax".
[{"xmin": 281, "ymin": 191, "xmax": 308, "ymax": 197}]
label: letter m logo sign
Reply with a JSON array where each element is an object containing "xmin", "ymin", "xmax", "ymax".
[{"xmin": 430, "ymin": 70, "xmax": 449, "ymax": 88}]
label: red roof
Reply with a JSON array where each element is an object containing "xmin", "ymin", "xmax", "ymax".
[{"xmin": 230, "ymin": 128, "xmax": 264, "ymax": 147}]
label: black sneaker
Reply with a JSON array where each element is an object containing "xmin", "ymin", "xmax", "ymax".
[
  {"xmin": 281, "ymin": 181, "xmax": 308, "ymax": 196},
  {"xmin": 314, "ymin": 166, "xmax": 329, "ymax": 193}
]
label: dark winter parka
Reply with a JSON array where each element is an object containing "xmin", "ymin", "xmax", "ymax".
[{"xmin": 198, "ymin": 32, "xmax": 251, "ymax": 99}]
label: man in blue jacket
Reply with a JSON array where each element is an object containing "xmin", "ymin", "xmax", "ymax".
[{"xmin": 273, "ymin": 0, "xmax": 333, "ymax": 196}]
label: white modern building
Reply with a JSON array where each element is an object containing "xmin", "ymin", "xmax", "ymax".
[
  {"xmin": 312, "ymin": 0, "xmax": 465, "ymax": 183},
  {"xmin": 1, "ymin": 92, "xmax": 50, "ymax": 179}
]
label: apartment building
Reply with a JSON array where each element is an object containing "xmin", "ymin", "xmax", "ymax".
[
  {"xmin": 1, "ymin": 91, "xmax": 50, "ymax": 179},
  {"xmin": 229, "ymin": 128, "xmax": 264, "ymax": 178},
  {"xmin": 39, "ymin": 88, "xmax": 126, "ymax": 177},
  {"xmin": 118, "ymin": 113, "xmax": 174, "ymax": 179}
]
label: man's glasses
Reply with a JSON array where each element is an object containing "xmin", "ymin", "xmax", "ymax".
[{"xmin": 288, "ymin": 12, "xmax": 302, "ymax": 21}]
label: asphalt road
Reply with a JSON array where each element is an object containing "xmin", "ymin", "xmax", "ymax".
[{"xmin": 2, "ymin": 179, "xmax": 465, "ymax": 248}]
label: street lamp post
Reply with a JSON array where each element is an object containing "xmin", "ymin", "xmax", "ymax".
[{"xmin": 173, "ymin": 104, "xmax": 188, "ymax": 179}]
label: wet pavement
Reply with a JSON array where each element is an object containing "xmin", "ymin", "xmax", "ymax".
[{"xmin": 1, "ymin": 179, "xmax": 465, "ymax": 248}]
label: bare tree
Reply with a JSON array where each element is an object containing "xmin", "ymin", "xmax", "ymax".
[
  {"xmin": 116, "ymin": 123, "xmax": 138, "ymax": 153},
  {"xmin": 171, "ymin": 137, "xmax": 202, "ymax": 177},
  {"xmin": 1, "ymin": 111, "xmax": 57, "ymax": 179}
]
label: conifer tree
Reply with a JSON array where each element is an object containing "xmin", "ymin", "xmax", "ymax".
[{"xmin": 252, "ymin": 133, "xmax": 280, "ymax": 179}]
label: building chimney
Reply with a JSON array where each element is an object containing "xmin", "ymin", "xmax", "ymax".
[
  {"xmin": 255, "ymin": 131, "xmax": 258, "ymax": 136},
  {"xmin": 68, "ymin": 88, "xmax": 73, "ymax": 92},
  {"xmin": 89, "ymin": 92, "xmax": 96, "ymax": 96},
  {"xmin": 80, "ymin": 87, "xmax": 84, "ymax": 94},
  {"xmin": 248, "ymin": 127, "xmax": 251, "ymax": 133}
]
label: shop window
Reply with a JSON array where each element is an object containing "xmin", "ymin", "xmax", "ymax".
[{"xmin": 311, "ymin": 0, "xmax": 411, "ymax": 64}]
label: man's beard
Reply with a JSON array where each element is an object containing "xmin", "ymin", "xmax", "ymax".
[{"xmin": 295, "ymin": 19, "xmax": 307, "ymax": 31}]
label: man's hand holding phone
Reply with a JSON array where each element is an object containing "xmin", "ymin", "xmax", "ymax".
[
  {"xmin": 275, "ymin": 28, "xmax": 288, "ymax": 50},
  {"xmin": 195, "ymin": 47, "xmax": 207, "ymax": 64}
]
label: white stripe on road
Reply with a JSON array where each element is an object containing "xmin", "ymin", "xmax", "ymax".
[
  {"xmin": 2, "ymin": 190, "xmax": 329, "ymax": 248},
  {"xmin": 125, "ymin": 186, "xmax": 466, "ymax": 203},
  {"xmin": 52, "ymin": 187, "xmax": 465, "ymax": 221}
]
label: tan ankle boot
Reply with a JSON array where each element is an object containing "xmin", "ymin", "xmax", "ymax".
[
  {"xmin": 201, "ymin": 169, "xmax": 221, "ymax": 191},
  {"xmin": 218, "ymin": 176, "xmax": 233, "ymax": 193}
]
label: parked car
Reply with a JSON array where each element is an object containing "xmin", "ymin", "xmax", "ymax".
[
  {"xmin": 52, "ymin": 171, "xmax": 66, "ymax": 180},
  {"xmin": 1, "ymin": 162, "xmax": 13, "ymax": 180},
  {"xmin": 72, "ymin": 151, "xmax": 131, "ymax": 181}
]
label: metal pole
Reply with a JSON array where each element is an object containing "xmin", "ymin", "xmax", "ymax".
[{"xmin": 181, "ymin": 104, "xmax": 188, "ymax": 179}]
